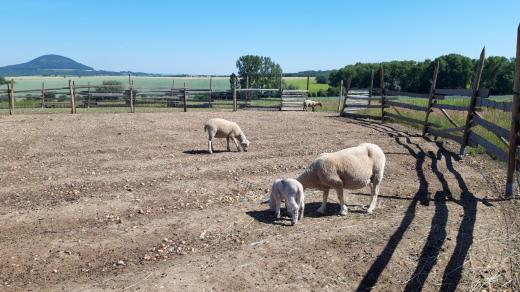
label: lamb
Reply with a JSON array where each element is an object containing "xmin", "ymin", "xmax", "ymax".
[
  {"xmin": 203, "ymin": 118, "xmax": 250, "ymax": 154},
  {"xmin": 303, "ymin": 100, "xmax": 323, "ymax": 112},
  {"xmin": 296, "ymin": 143, "xmax": 385, "ymax": 216},
  {"xmin": 269, "ymin": 178, "xmax": 305, "ymax": 225}
]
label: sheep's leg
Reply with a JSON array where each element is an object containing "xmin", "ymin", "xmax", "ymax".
[
  {"xmin": 317, "ymin": 190, "xmax": 329, "ymax": 214},
  {"xmin": 367, "ymin": 182, "xmax": 380, "ymax": 214},
  {"xmin": 336, "ymin": 188, "xmax": 348, "ymax": 216},
  {"xmin": 226, "ymin": 137, "xmax": 231, "ymax": 151},
  {"xmin": 232, "ymin": 137, "xmax": 242, "ymax": 152},
  {"xmin": 208, "ymin": 140, "xmax": 213, "ymax": 154},
  {"xmin": 274, "ymin": 195, "xmax": 281, "ymax": 219},
  {"xmin": 299, "ymin": 201, "xmax": 304, "ymax": 220},
  {"xmin": 286, "ymin": 197, "xmax": 298, "ymax": 225}
]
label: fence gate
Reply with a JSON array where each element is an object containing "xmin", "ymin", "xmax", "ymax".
[{"xmin": 280, "ymin": 90, "xmax": 308, "ymax": 111}]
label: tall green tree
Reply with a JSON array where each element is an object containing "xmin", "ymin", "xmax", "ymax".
[
  {"xmin": 0, "ymin": 76, "xmax": 6, "ymax": 85},
  {"xmin": 328, "ymin": 54, "xmax": 515, "ymax": 95},
  {"xmin": 236, "ymin": 55, "xmax": 282, "ymax": 89},
  {"xmin": 481, "ymin": 56, "xmax": 515, "ymax": 95}
]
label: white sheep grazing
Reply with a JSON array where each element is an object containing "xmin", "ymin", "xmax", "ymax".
[
  {"xmin": 203, "ymin": 118, "xmax": 250, "ymax": 154},
  {"xmin": 296, "ymin": 143, "xmax": 385, "ymax": 215},
  {"xmin": 269, "ymin": 178, "xmax": 305, "ymax": 225},
  {"xmin": 303, "ymin": 100, "xmax": 323, "ymax": 112}
]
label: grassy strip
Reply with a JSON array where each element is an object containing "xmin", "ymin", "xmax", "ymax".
[{"xmin": 283, "ymin": 77, "xmax": 329, "ymax": 94}]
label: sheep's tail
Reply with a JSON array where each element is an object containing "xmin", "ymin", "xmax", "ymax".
[{"xmin": 369, "ymin": 145, "xmax": 386, "ymax": 185}]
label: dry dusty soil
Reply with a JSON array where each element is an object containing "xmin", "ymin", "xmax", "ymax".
[{"xmin": 0, "ymin": 111, "xmax": 518, "ymax": 291}]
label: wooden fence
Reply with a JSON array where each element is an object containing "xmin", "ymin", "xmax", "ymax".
[
  {"xmin": 342, "ymin": 25, "xmax": 520, "ymax": 197},
  {"xmin": 0, "ymin": 75, "xmax": 308, "ymax": 113}
]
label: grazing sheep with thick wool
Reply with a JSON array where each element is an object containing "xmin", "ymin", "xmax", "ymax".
[
  {"xmin": 303, "ymin": 100, "xmax": 323, "ymax": 112},
  {"xmin": 203, "ymin": 118, "xmax": 250, "ymax": 154},
  {"xmin": 296, "ymin": 143, "xmax": 385, "ymax": 215},
  {"xmin": 269, "ymin": 178, "xmax": 305, "ymax": 225}
]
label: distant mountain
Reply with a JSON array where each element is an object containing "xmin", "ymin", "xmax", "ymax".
[
  {"xmin": 0, "ymin": 54, "xmax": 94, "ymax": 75},
  {"xmin": 0, "ymin": 54, "xmax": 164, "ymax": 77}
]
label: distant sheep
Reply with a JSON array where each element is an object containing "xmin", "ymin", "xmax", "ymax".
[
  {"xmin": 203, "ymin": 118, "xmax": 250, "ymax": 154},
  {"xmin": 296, "ymin": 143, "xmax": 385, "ymax": 215},
  {"xmin": 269, "ymin": 178, "xmax": 305, "ymax": 225},
  {"xmin": 303, "ymin": 100, "xmax": 323, "ymax": 112}
]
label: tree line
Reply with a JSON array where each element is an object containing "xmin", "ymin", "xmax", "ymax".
[{"xmin": 328, "ymin": 54, "xmax": 515, "ymax": 95}]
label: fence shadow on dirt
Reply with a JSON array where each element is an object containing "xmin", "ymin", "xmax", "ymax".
[{"xmin": 339, "ymin": 117, "xmax": 479, "ymax": 292}]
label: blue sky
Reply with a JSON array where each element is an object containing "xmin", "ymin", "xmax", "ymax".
[{"xmin": 0, "ymin": 0, "xmax": 518, "ymax": 74}]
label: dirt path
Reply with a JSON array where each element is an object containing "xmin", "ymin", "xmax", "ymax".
[{"xmin": 0, "ymin": 111, "xmax": 515, "ymax": 291}]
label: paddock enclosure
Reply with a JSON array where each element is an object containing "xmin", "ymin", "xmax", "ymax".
[{"xmin": 0, "ymin": 111, "xmax": 516, "ymax": 291}]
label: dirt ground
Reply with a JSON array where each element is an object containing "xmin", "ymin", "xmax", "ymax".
[{"xmin": 0, "ymin": 111, "xmax": 517, "ymax": 291}]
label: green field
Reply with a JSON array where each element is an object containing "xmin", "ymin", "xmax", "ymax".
[
  {"xmin": 3, "ymin": 76, "xmax": 330, "ymax": 93},
  {"xmin": 3, "ymin": 76, "xmax": 231, "ymax": 91},
  {"xmin": 283, "ymin": 77, "xmax": 329, "ymax": 94}
]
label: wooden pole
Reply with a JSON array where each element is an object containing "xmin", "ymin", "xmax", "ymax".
[
  {"xmin": 506, "ymin": 24, "xmax": 520, "ymax": 197},
  {"xmin": 41, "ymin": 82, "xmax": 45, "ymax": 109},
  {"xmin": 337, "ymin": 79, "xmax": 344, "ymax": 113},
  {"xmin": 209, "ymin": 77, "xmax": 212, "ymax": 108},
  {"xmin": 87, "ymin": 82, "xmax": 91, "ymax": 109},
  {"xmin": 128, "ymin": 74, "xmax": 133, "ymax": 113},
  {"xmin": 306, "ymin": 75, "xmax": 310, "ymax": 91},
  {"xmin": 68, "ymin": 80, "xmax": 76, "ymax": 114},
  {"xmin": 279, "ymin": 74, "xmax": 283, "ymax": 111},
  {"xmin": 246, "ymin": 75, "xmax": 249, "ymax": 105},
  {"xmin": 183, "ymin": 82, "xmax": 188, "ymax": 112},
  {"xmin": 171, "ymin": 79, "xmax": 175, "ymax": 99},
  {"xmin": 368, "ymin": 70, "xmax": 374, "ymax": 105},
  {"xmin": 460, "ymin": 47, "xmax": 486, "ymax": 155},
  {"xmin": 422, "ymin": 61, "xmax": 440, "ymax": 136},
  {"xmin": 7, "ymin": 80, "xmax": 14, "ymax": 115},
  {"xmin": 232, "ymin": 76, "xmax": 237, "ymax": 111},
  {"xmin": 380, "ymin": 64, "xmax": 386, "ymax": 123},
  {"xmin": 73, "ymin": 81, "xmax": 77, "ymax": 113},
  {"xmin": 341, "ymin": 77, "xmax": 352, "ymax": 115}
]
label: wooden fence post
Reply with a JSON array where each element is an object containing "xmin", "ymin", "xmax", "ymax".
[
  {"xmin": 232, "ymin": 76, "xmax": 237, "ymax": 111},
  {"xmin": 368, "ymin": 70, "xmax": 374, "ymax": 106},
  {"xmin": 209, "ymin": 77, "xmax": 212, "ymax": 108},
  {"xmin": 68, "ymin": 80, "xmax": 76, "ymax": 114},
  {"xmin": 460, "ymin": 47, "xmax": 486, "ymax": 155},
  {"xmin": 171, "ymin": 80, "xmax": 175, "ymax": 100},
  {"xmin": 422, "ymin": 61, "xmax": 440, "ymax": 136},
  {"xmin": 279, "ymin": 74, "xmax": 283, "ymax": 111},
  {"xmin": 246, "ymin": 75, "xmax": 250, "ymax": 106},
  {"xmin": 128, "ymin": 74, "xmax": 137, "ymax": 113},
  {"xmin": 380, "ymin": 64, "xmax": 386, "ymax": 123},
  {"xmin": 41, "ymin": 82, "xmax": 45, "ymax": 109},
  {"xmin": 87, "ymin": 82, "xmax": 91, "ymax": 109},
  {"xmin": 506, "ymin": 24, "xmax": 520, "ymax": 197},
  {"xmin": 73, "ymin": 81, "xmax": 78, "ymax": 113},
  {"xmin": 183, "ymin": 82, "xmax": 188, "ymax": 112},
  {"xmin": 306, "ymin": 75, "xmax": 310, "ymax": 91},
  {"xmin": 341, "ymin": 77, "xmax": 352, "ymax": 115},
  {"xmin": 7, "ymin": 80, "xmax": 14, "ymax": 115},
  {"xmin": 337, "ymin": 79, "xmax": 344, "ymax": 113}
]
